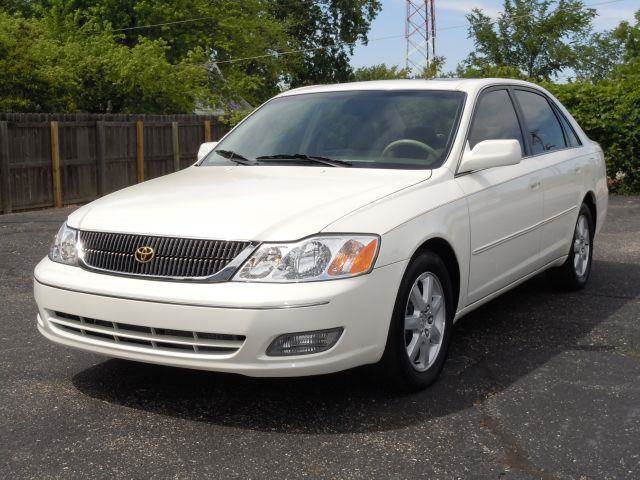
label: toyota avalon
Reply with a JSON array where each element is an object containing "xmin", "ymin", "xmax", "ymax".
[{"xmin": 34, "ymin": 79, "xmax": 608, "ymax": 390}]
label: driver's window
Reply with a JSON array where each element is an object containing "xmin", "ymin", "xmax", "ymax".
[{"xmin": 469, "ymin": 89, "xmax": 525, "ymax": 155}]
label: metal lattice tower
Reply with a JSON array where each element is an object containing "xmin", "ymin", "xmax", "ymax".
[{"xmin": 404, "ymin": 0, "xmax": 436, "ymax": 73}]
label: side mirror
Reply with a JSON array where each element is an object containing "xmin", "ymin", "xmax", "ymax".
[
  {"xmin": 459, "ymin": 139, "xmax": 521, "ymax": 173},
  {"xmin": 197, "ymin": 141, "xmax": 218, "ymax": 161}
]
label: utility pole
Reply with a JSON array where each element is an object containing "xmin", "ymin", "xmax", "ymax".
[{"xmin": 404, "ymin": 0, "xmax": 436, "ymax": 74}]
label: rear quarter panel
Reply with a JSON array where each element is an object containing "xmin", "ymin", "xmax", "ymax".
[
  {"xmin": 590, "ymin": 142, "xmax": 609, "ymax": 235},
  {"xmin": 544, "ymin": 88, "xmax": 609, "ymax": 234}
]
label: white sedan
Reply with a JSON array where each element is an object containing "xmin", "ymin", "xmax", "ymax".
[{"xmin": 34, "ymin": 79, "xmax": 608, "ymax": 390}]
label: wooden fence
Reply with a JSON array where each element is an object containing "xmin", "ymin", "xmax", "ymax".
[{"xmin": 0, "ymin": 113, "xmax": 229, "ymax": 213}]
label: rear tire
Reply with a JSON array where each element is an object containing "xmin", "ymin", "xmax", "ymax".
[
  {"xmin": 377, "ymin": 251, "xmax": 454, "ymax": 392},
  {"xmin": 547, "ymin": 203, "xmax": 594, "ymax": 290}
]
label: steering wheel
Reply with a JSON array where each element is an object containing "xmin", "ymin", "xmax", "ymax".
[{"xmin": 381, "ymin": 139, "xmax": 439, "ymax": 160}]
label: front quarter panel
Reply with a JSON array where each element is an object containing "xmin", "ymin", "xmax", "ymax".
[{"xmin": 323, "ymin": 171, "xmax": 470, "ymax": 312}]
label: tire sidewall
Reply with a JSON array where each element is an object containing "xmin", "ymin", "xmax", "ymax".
[
  {"xmin": 570, "ymin": 205, "xmax": 594, "ymax": 287},
  {"xmin": 385, "ymin": 251, "xmax": 455, "ymax": 389}
]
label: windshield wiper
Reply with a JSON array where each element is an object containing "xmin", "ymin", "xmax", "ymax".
[
  {"xmin": 214, "ymin": 149, "xmax": 255, "ymax": 165},
  {"xmin": 255, "ymin": 153, "xmax": 352, "ymax": 168}
]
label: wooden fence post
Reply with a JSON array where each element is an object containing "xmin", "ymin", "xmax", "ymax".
[
  {"xmin": 136, "ymin": 120, "xmax": 144, "ymax": 182},
  {"xmin": 95, "ymin": 121, "xmax": 107, "ymax": 196},
  {"xmin": 50, "ymin": 121, "xmax": 62, "ymax": 208},
  {"xmin": 0, "ymin": 121, "xmax": 11, "ymax": 214},
  {"xmin": 204, "ymin": 120, "xmax": 212, "ymax": 142},
  {"xmin": 0, "ymin": 115, "xmax": 226, "ymax": 212},
  {"xmin": 171, "ymin": 122, "xmax": 180, "ymax": 171}
]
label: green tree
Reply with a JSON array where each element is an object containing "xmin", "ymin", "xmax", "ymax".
[
  {"xmin": 270, "ymin": 0, "xmax": 382, "ymax": 86},
  {"xmin": 548, "ymin": 64, "xmax": 640, "ymax": 194},
  {"xmin": 9, "ymin": 1, "xmax": 383, "ymax": 108},
  {"xmin": 545, "ymin": 10, "xmax": 640, "ymax": 194},
  {"xmin": 417, "ymin": 56, "xmax": 446, "ymax": 79},
  {"xmin": 351, "ymin": 63, "xmax": 409, "ymax": 81},
  {"xmin": 0, "ymin": 11, "xmax": 213, "ymax": 113},
  {"xmin": 459, "ymin": 0, "xmax": 595, "ymax": 80},
  {"xmin": 31, "ymin": 0, "xmax": 293, "ymax": 106},
  {"xmin": 350, "ymin": 56, "xmax": 446, "ymax": 82},
  {"xmin": 575, "ymin": 10, "xmax": 640, "ymax": 80}
]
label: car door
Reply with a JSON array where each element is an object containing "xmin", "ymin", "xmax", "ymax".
[
  {"xmin": 512, "ymin": 89, "xmax": 584, "ymax": 266},
  {"xmin": 455, "ymin": 87, "xmax": 544, "ymax": 306}
]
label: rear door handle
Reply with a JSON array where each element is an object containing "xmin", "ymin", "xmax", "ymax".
[{"xmin": 530, "ymin": 180, "xmax": 541, "ymax": 190}]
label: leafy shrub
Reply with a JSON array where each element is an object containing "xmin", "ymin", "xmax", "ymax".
[{"xmin": 548, "ymin": 68, "xmax": 640, "ymax": 195}]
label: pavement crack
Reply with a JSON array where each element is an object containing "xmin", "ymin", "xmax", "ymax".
[
  {"xmin": 476, "ymin": 407, "xmax": 560, "ymax": 480},
  {"xmin": 470, "ymin": 360, "xmax": 560, "ymax": 480}
]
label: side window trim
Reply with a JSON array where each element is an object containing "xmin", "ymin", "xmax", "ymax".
[
  {"xmin": 506, "ymin": 86, "xmax": 533, "ymax": 157},
  {"xmin": 551, "ymin": 102, "xmax": 583, "ymax": 148}
]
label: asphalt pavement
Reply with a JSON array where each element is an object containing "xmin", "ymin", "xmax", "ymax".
[{"xmin": 1, "ymin": 196, "xmax": 638, "ymax": 479}]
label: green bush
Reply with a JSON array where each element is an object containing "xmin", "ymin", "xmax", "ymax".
[
  {"xmin": 547, "ymin": 67, "xmax": 640, "ymax": 195},
  {"xmin": 0, "ymin": 12, "xmax": 215, "ymax": 114}
]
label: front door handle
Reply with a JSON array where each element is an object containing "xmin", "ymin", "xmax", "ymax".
[{"xmin": 530, "ymin": 180, "xmax": 541, "ymax": 190}]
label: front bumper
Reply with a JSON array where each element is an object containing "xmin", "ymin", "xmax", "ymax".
[{"xmin": 34, "ymin": 258, "xmax": 406, "ymax": 377}]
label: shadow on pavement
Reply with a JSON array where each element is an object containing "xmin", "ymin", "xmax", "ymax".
[{"xmin": 72, "ymin": 259, "xmax": 638, "ymax": 434}]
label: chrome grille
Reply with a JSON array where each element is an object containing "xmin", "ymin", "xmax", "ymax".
[
  {"xmin": 50, "ymin": 312, "xmax": 245, "ymax": 355},
  {"xmin": 79, "ymin": 231, "xmax": 252, "ymax": 280}
]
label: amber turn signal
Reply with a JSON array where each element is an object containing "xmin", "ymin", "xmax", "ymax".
[{"xmin": 327, "ymin": 238, "xmax": 379, "ymax": 277}]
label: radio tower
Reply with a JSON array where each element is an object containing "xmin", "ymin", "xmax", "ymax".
[{"xmin": 404, "ymin": 0, "xmax": 436, "ymax": 73}]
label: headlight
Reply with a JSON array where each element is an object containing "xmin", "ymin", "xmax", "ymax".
[
  {"xmin": 49, "ymin": 222, "xmax": 79, "ymax": 266},
  {"xmin": 233, "ymin": 235, "xmax": 379, "ymax": 282}
]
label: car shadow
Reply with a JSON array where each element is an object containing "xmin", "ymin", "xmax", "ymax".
[{"xmin": 72, "ymin": 259, "xmax": 638, "ymax": 434}]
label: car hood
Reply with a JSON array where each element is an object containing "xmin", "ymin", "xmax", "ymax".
[{"xmin": 68, "ymin": 165, "xmax": 431, "ymax": 240}]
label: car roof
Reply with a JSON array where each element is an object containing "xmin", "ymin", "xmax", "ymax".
[{"xmin": 277, "ymin": 78, "xmax": 540, "ymax": 97}]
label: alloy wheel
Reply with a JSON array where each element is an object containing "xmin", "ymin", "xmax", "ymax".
[
  {"xmin": 573, "ymin": 214, "xmax": 590, "ymax": 277},
  {"xmin": 404, "ymin": 272, "xmax": 446, "ymax": 372}
]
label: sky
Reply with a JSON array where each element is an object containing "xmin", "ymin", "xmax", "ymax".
[{"xmin": 350, "ymin": 0, "xmax": 640, "ymax": 74}]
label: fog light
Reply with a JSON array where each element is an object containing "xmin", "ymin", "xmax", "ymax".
[{"xmin": 266, "ymin": 327, "xmax": 343, "ymax": 356}]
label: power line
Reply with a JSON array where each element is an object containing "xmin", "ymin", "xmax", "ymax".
[
  {"xmin": 437, "ymin": 0, "xmax": 631, "ymax": 33},
  {"xmin": 109, "ymin": 0, "xmax": 630, "ymax": 35},
  {"xmin": 105, "ymin": 0, "xmax": 631, "ymax": 68},
  {"xmin": 110, "ymin": 0, "xmax": 310, "ymax": 32},
  {"xmin": 112, "ymin": 16, "xmax": 215, "ymax": 32},
  {"xmin": 109, "ymin": 0, "xmax": 338, "ymax": 33},
  {"xmin": 214, "ymin": 33, "xmax": 404, "ymax": 65},
  {"xmin": 202, "ymin": 0, "xmax": 634, "ymax": 67}
]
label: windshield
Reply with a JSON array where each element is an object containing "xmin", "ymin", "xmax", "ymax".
[{"xmin": 201, "ymin": 90, "xmax": 465, "ymax": 169}]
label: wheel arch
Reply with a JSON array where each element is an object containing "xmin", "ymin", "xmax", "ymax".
[
  {"xmin": 583, "ymin": 190, "xmax": 597, "ymax": 227},
  {"xmin": 411, "ymin": 237, "xmax": 461, "ymax": 312}
]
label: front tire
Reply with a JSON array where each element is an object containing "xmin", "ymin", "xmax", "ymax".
[
  {"xmin": 378, "ymin": 251, "xmax": 454, "ymax": 392},
  {"xmin": 547, "ymin": 203, "xmax": 594, "ymax": 290}
]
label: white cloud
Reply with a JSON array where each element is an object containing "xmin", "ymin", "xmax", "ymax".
[
  {"xmin": 439, "ymin": 1, "xmax": 501, "ymax": 18},
  {"xmin": 593, "ymin": 6, "xmax": 638, "ymax": 30}
]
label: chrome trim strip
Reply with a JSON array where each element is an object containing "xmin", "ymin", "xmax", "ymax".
[
  {"xmin": 473, "ymin": 205, "xmax": 577, "ymax": 255},
  {"xmin": 34, "ymin": 279, "xmax": 330, "ymax": 310}
]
